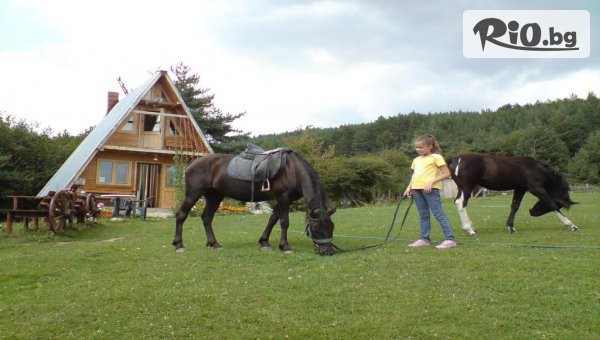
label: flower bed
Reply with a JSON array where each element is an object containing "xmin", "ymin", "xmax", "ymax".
[{"xmin": 218, "ymin": 205, "xmax": 249, "ymax": 213}]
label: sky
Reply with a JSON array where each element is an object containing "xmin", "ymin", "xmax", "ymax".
[{"xmin": 0, "ymin": 0, "xmax": 599, "ymax": 137}]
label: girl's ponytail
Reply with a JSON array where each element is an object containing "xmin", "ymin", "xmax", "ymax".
[{"xmin": 415, "ymin": 134, "xmax": 442, "ymax": 154}]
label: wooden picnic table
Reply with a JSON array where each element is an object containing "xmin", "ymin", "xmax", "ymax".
[{"xmin": 99, "ymin": 194, "xmax": 137, "ymax": 217}]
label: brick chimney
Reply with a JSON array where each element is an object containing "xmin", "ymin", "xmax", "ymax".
[{"xmin": 107, "ymin": 91, "xmax": 119, "ymax": 114}]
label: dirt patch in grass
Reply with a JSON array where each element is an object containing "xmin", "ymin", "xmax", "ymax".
[{"xmin": 97, "ymin": 237, "xmax": 125, "ymax": 243}]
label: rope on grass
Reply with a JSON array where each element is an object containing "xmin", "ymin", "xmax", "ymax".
[
  {"xmin": 332, "ymin": 233, "xmax": 600, "ymax": 250},
  {"xmin": 237, "ymin": 217, "xmax": 600, "ymax": 250}
]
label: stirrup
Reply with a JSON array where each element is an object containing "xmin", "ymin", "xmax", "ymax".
[{"xmin": 261, "ymin": 179, "xmax": 271, "ymax": 191}]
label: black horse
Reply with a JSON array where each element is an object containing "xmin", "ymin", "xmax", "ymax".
[
  {"xmin": 172, "ymin": 152, "xmax": 336, "ymax": 255},
  {"xmin": 447, "ymin": 153, "xmax": 578, "ymax": 235}
]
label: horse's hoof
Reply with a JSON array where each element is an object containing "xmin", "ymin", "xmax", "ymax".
[
  {"xmin": 470, "ymin": 232, "xmax": 479, "ymax": 237},
  {"xmin": 572, "ymin": 226, "xmax": 580, "ymax": 232},
  {"xmin": 208, "ymin": 245, "xmax": 223, "ymax": 250},
  {"xmin": 260, "ymin": 246, "xmax": 273, "ymax": 252},
  {"xmin": 176, "ymin": 247, "xmax": 186, "ymax": 253},
  {"xmin": 282, "ymin": 249, "xmax": 295, "ymax": 254}
]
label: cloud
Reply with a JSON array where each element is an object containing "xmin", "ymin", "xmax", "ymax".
[{"xmin": 0, "ymin": 0, "xmax": 598, "ymax": 137}]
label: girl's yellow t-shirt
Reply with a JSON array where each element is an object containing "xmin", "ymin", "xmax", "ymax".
[{"xmin": 411, "ymin": 153, "xmax": 446, "ymax": 189}]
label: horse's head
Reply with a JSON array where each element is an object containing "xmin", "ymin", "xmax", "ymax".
[
  {"xmin": 548, "ymin": 168, "xmax": 577, "ymax": 209},
  {"xmin": 531, "ymin": 167, "xmax": 577, "ymax": 216},
  {"xmin": 306, "ymin": 208, "xmax": 336, "ymax": 255}
]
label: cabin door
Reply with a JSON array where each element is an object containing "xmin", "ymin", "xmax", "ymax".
[
  {"xmin": 136, "ymin": 163, "xmax": 161, "ymax": 208},
  {"xmin": 160, "ymin": 164, "xmax": 176, "ymax": 209}
]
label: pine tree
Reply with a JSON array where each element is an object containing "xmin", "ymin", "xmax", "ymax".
[{"xmin": 170, "ymin": 62, "xmax": 248, "ymax": 151}]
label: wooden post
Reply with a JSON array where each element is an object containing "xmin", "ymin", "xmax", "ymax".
[
  {"xmin": 6, "ymin": 211, "xmax": 13, "ymax": 233},
  {"xmin": 12, "ymin": 197, "xmax": 18, "ymax": 210},
  {"xmin": 23, "ymin": 218, "xmax": 29, "ymax": 232},
  {"xmin": 33, "ymin": 217, "xmax": 39, "ymax": 231},
  {"xmin": 113, "ymin": 197, "xmax": 120, "ymax": 217}
]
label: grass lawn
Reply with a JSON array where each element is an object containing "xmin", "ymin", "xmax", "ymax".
[{"xmin": 1, "ymin": 193, "xmax": 599, "ymax": 339}]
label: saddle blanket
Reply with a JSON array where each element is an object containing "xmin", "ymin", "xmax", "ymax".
[{"xmin": 227, "ymin": 144, "xmax": 292, "ymax": 182}]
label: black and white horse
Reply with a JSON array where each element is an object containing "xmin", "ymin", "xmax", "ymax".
[{"xmin": 447, "ymin": 153, "xmax": 578, "ymax": 235}]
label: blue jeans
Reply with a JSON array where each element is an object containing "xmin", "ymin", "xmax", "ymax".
[{"xmin": 412, "ymin": 189, "xmax": 455, "ymax": 242}]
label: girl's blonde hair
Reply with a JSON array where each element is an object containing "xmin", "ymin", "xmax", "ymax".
[{"xmin": 415, "ymin": 134, "xmax": 442, "ymax": 153}]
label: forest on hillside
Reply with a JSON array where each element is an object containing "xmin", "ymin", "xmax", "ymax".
[
  {"xmin": 237, "ymin": 93, "xmax": 600, "ymax": 188},
  {"xmin": 2, "ymin": 92, "xmax": 599, "ymax": 209},
  {"xmin": 244, "ymin": 93, "xmax": 598, "ymax": 162}
]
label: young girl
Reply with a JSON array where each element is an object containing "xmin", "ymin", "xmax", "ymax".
[{"xmin": 404, "ymin": 134, "xmax": 457, "ymax": 249}]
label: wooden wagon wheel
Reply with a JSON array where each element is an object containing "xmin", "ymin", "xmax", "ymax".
[
  {"xmin": 85, "ymin": 193, "xmax": 100, "ymax": 221},
  {"xmin": 48, "ymin": 190, "xmax": 74, "ymax": 234}
]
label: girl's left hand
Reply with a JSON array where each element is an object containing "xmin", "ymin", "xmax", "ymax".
[{"xmin": 424, "ymin": 182, "xmax": 434, "ymax": 193}]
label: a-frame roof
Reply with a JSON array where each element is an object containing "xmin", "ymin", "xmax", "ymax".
[{"xmin": 37, "ymin": 71, "xmax": 213, "ymax": 197}]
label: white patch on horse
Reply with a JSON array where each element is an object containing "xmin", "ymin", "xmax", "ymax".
[
  {"xmin": 554, "ymin": 211, "xmax": 579, "ymax": 231},
  {"xmin": 455, "ymin": 192, "xmax": 476, "ymax": 235},
  {"xmin": 454, "ymin": 157, "xmax": 461, "ymax": 176}
]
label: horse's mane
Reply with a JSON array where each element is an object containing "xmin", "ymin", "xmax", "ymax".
[
  {"xmin": 538, "ymin": 161, "xmax": 571, "ymax": 191},
  {"xmin": 291, "ymin": 151, "xmax": 330, "ymax": 210}
]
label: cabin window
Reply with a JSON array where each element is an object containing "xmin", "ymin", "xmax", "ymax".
[
  {"xmin": 143, "ymin": 114, "xmax": 161, "ymax": 132},
  {"xmin": 122, "ymin": 114, "xmax": 135, "ymax": 131},
  {"xmin": 98, "ymin": 161, "xmax": 113, "ymax": 183},
  {"xmin": 164, "ymin": 165, "xmax": 184, "ymax": 188},
  {"xmin": 97, "ymin": 160, "xmax": 131, "ymax": 185},
  {"xmin": 168, "ymin": 119, "xmax": 180, "ymax": 136},
  {"xmin": 165, "ymin": 165, "xmax": 176, "ymax": 187},
  {"xmin": 157, "ymin": 88, "xmax": 167, "ymax": 101},
  {"xmin": 144, "ymin": 86, "xmax": 168, "ymax": 102},
  {"xmin": 116, "ymin": 162, "xmax": 129, "ymax": 184}
]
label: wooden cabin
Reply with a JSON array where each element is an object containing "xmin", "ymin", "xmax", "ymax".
[{"xmin": 37, "ymin": 71, "xmax": 213, "ymax": 209}]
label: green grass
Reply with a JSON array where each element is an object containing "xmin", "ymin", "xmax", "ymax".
[{"xmin": 1, "ymin": 193, "xmax": 599, "ymax": 339}]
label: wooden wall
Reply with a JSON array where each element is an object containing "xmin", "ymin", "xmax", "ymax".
[
  {"xmin": 78, "ymin": 149, "xmax": 176, "ymax": 207},
  {"xmin": 75, "ymin": 80, "xmax": 212, "ymax": 208},
  {"xmin": 104, "ymin": 110, "xmax": 210, "ymax": 154},
  {"xmin": 105, "ymin": 113, "xmax": 140, "ymax": 148}
]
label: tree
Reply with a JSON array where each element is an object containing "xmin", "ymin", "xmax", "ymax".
[
  {"xmin": 378, "ymin": 149, "xmax": 412, "ymax": 187},
  {"xmin": 376, "ymin": 130, "xmax": 395, "ymax": 150},
  {"xmin": 549, "ymin": 109, "xmax": 588, "ymax": 156},
  {"xmin": 282, "ymin": 127, "xmax": 335, "ymax": 175},
  {"xmin": 513, "ymin": 122, "xmax": 569, "ymax": 170},
  {"xmin": 0, "ymin": 113, "xmax": 86, "ymax": 209},
  {"xmin": 326, "ymin": 155, "xmax": 395, "ymax": 204},
  {"xmin": 170, "ymin": 62, "xmax": 248, "ymax": 152},
  {"xmin": 568, "ymin": 130, "xmax": 600, "ymax": 184}
]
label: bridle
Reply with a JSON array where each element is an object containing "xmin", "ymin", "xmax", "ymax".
[
  {"xmin": 307, "ymin": 195, "xmax": 413, "ymax": 254},
  {"xmin": 305, "ymin": 217, "xmax": 334, "ymax": 252}
]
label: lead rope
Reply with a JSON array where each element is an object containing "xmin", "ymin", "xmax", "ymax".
[{"xmin": 332, "ymin": 194, "xmax": 413, "ymax": 253}]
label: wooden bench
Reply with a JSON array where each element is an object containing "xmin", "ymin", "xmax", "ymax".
[
  {"xmin": 1, "ymin": 196, "xmax": 47, "ymax": 233},
  {"xmin": 1, "ymin": 209, "xmax": 47, "ymax": 233}
]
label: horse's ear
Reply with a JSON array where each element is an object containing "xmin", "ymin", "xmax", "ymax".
[{"xmin": 327, "ymin": 207, "xmax": 337, "ymax": 216}]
